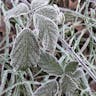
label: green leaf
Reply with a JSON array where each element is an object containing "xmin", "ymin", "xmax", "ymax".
[
  {"xmin": 34, "ymin": 80, "xmax": 58, "ymax": 96},
  {"xmin": 64, "ymin": 12, "xmax": 76, "ymax": 23},
  {"xmin": 64, "ymin": 61, "xmax": 78, "ymax": 74},
  {"xmin": 39, "ymin": 51, "xmax": 63, "ymax": 75},
  {"xmin": 33, "ymin": 14, "xmax": 59, "ymax": 54},
  {"xmin": 5, "ymin": 3, "xmax": 29, "ymax": 19},
  {"xmin": 72, "ymin": 68, "xmax": 89, "ymax": 89},
  {"xmin": 72, "ymin": 68, "xmax": 84, "ymax": 79},
  {"xmin": 10, "ymin": 28, "xmax": 40, "ymax": 70},
  {"xmin": 31, "ymin": 0, "xmax": 50, "ymax": 11},
  {"xmin": 35, "ymin": 5, "xmax": 58, "ymax": 21},
  {"xmin": 61, "ymin": 75, "xmax": 78, "ymax": 95}
]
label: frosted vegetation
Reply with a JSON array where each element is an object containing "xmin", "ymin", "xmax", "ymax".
[{"xmin": 0, "ymin": 0, "xmax": 96, "ymax": 96}]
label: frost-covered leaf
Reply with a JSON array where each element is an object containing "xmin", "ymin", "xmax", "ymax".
[
  {"xmin": 34, "ymin": 80, "xmax": 58, "ymax": 96},
  {"xmin": 10, "ymin": 28, "xmax": 40, "ymax": 70},
  {"xmin": 64, "ymin": 61, "xmax": 78, "ymax": 74},
  {"xmin": 72, "ymin": 68, "xmax": 89, "ymax": 89},
  {"xmin": 39, "ymin": 51, "xmax": 63, "ymax": 75},
  {"xmin": 64, "ymin": 12, "xmax": 76, "ymax": 23},
  {"xmin": 5, "ymin": 3, "xmax": 29, "ymax": 19},
  {"xmin": 72, "ymin": 68, "xmax": 84, "ymax": 79},
  {"xmin": 31, "ymin": 0, "xmax": 50, "ymax": 11},
  {"xmin": 61, "ymin": 75, "xmax": 78, "ymax": 95},
  {"xmin": 35, "ymin": 5, "xmax": 58, "ymax": 21},
  {"xmin": 33, "ymin": 14, "xmax": 59, "ymax": 53}
]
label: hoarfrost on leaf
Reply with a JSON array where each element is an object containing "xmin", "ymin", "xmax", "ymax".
[
  {"xmin": 61, "ymin": 75, "xmax": 78, "ymax": 95},
  {"xmin": 34, "ymin": 80, "xmax": 58, "ymax": 96},
  {"xmin": 39, "ymin": 50, "xmax": 63, "ymax": 75},
  {"xmin": 64, "ymin": 61, "xmax": 78, "ymax": 74},
  {"xmin": 31, "ymin": 0, "xmax": 50, "ymax": 11},
  {"xmin": 10, "ymin": 28, "xmax": 40, "ymax": 70},
  {"xmin": 33, "ymin": 14, "xmax": 59, "ymax": 54},
  {"xmin": 35, "ymin": 5, "xmax": 58, "ymax": 22},
  {"xmin": 5, "ymin": 3, "xmax": 29, "ymax": 19}
]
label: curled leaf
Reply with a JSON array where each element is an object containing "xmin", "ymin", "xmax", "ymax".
[
  {"xmin": 5, "ymin": 3, "xmax": 29, "ymax": 19},
  {"xmin": 10, "ymin": 28, "xmax": 40, "ymax": 70}
]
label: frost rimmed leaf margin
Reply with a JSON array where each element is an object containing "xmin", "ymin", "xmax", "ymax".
[
  {"xmin": 33, "ymin": 14, "xmax": 59, "ymax": 54},
  {"xmin": 10, "ymin": 28, "xmax": 40, "ymax": 70},
  {"xmin": 34, "ymin": 80, "xmax": 58, "ymax": 96},
  {"xmin": 61, "ymin": 75, "xmax": 78, "ymax": 96},
  {"xmin": 34, "ymin": 5, "xmax": 58, "ymax": 22},
  {"xmin": 5, "ymin": 3, "xmax": 29, "ymax": 19},
  {"xmin": 39, "ymin": 50, "xmax": 63, "ymax": 75},
  {"xmin": 31, "ymin": 0, "xmax": 50, "ymax": 11}
]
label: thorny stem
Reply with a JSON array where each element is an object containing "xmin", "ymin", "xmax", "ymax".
[{"xmin": 59, "ymin": 37, "xmax": 96, "ymax": 82}]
